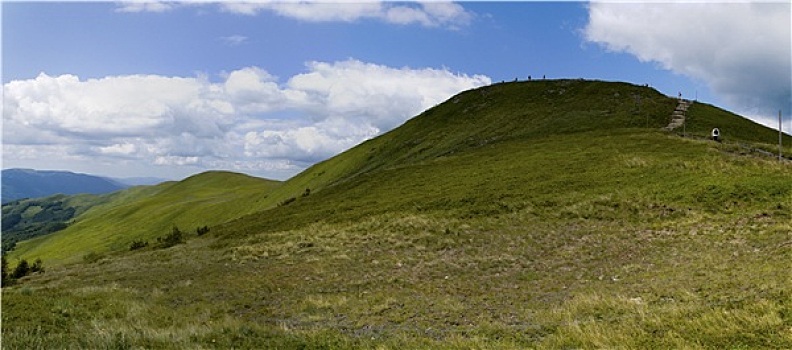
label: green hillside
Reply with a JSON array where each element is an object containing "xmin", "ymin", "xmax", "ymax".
[
  {"xmin": 7, "ymin": 171, "xmax": 282, "ymax": 265},
  {"xmin": 285, "ymin": 80, "xmax": 675, "ymax": 189},
  {"xmin": 2, "ymin": 193, "xmax": 115, "ymax": 254},
  {"xmin": 219, "ymin": 80, "xmax": 790, "ymax": 234},
  {"xmin": 4, "ymin": 80, "xmax": 791, "ymax": 349}
]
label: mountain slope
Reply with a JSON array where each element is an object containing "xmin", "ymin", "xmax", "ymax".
[
  {"xmin": 8, "ymin": 171, "xmax": 281, "ymax": 265},
  {"xmin": 1, "ymin": 168, "xmax": 128, "ymax": 203},
  {"xmin": 2, "ymin": 193, "xmax": 117, "ymax": 254},
  {"xmin": 257, "ymin": 80, "xmax": 790, "ymax": 209},
  {"xmin": 219, "ymin": 79, "xmax": 791, "ymax": 234},
  {"xmin": 5, "ymin": 80, "xmax": 791, "ymax": 348}
]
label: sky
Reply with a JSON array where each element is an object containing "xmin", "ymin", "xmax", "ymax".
[{"xmin": 3, "ymin": 1, "xmax": 790, "ymax": 181}]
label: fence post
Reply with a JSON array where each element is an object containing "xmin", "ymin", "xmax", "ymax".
[{"xmin": 780, "ymin": 110, "xmax": 783, "ymax": 161}]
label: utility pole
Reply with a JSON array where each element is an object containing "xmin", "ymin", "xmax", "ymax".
[{"xmin": 779, "ymin": 110, "xmax": 783, "ymax": 161}]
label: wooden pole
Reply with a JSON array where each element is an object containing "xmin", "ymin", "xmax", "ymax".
[{"xmin": 780, "ymin": 110, "xmax": 783, "ymax": 161}]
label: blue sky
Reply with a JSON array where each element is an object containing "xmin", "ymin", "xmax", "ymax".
[
  {"xmin": 3, "ymin": 1, "xmax": 789, "ymax": 180},
  {"xmin": 4, "ymin": 2, "xmax": 700, "ymax": 92}
]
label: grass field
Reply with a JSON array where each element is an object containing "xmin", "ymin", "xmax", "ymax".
[{"xmin": 3, "ymin": 80, "xmax": 791, "ymax": 348}]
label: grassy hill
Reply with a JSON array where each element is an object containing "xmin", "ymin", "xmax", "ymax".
[
  {"xmin": 7, "ymin": 171, "xmax": 282, "ymax": 265},
  {"xmin": 3, "ymin": 80, "xmax": 791, "ymax": 349},
  {"xmin": 216, "ymin": 80, "xmax": 790, "ymax": 234},
  {"xmin": 2, "ymin": 192, "xmax": 118, "ymax": 254}
]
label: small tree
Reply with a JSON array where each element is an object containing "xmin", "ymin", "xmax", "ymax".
[
  {"xmin": 1, "ymin": 255, "xmax": 9, "ymax": 286},
  {"xmin": 11, "ymin": 259, "xmax": 29, "ymax": 279},
  {"xmin": 157, "ymin": 225, "xmax": 184, "ymax": 248},
  {"xmin": 196, "ymin": 226, "xmax": 210, "ymax": 236},
  {"xmin": 30, "ymin": 258, "xmax": 44, "ymax": 274},
  {"xmin": 130, "ymin": 240, "xmax": 149, "ymax": 251}
]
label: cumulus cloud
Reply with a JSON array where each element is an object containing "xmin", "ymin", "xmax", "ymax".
[
  {"xmin": 288, "ymin": 60, "xmax": 488, "ymax": 130},
  {"xmin": 3, "ymin": 60, "xmax": 490, "ymax": 179},
  {"xmin": 585, "ymin": 2, "xmax": 791, "ymax": 119},
  {"xmin": 243, "ymin": 118, "xmax": 380, "ymax": 163}
]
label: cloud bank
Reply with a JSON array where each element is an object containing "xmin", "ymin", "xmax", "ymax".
[
  {"xmin": 117, "ymin": 1, "xmax": 474, "ymax": 29},
  {"xmin": 585, "ymin": 2, "xmax": 791, "ymax": 120},
  {"xmin": 3, "ymin": 60, "xmax": 490, "ymax": 179}
]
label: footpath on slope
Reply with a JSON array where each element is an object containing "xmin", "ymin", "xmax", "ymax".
[
  {"xmin": 663, "ymin": 98, "xmax": 692, "ymax": 131},
  {"xmin": 663, "ymin": 97, "xmax": 791, "ymax": 162}
]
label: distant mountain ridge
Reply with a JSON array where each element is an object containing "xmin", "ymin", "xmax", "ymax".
[
  {"xmin": 112, "ymin": 176, "xmax": 170, "ymax": 187},
  {"xmin": 1, "ymin": 168, "xmax": 129, "ymax": 203}
]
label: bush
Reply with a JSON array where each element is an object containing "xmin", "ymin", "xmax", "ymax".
[
  {"xmin": 157, "ymin": 225, "xmax": 184, "ymax": 248},
  {"xmin": 83, "ymin": 251, "xmax": 104, "ymax": 264},
  {"xmin": 2, "ymin": 256, "xmax": 9, "ymax": 286},
  {"xmin": 129, "ymin": 239, "xmax": 149, "ymax": 251},
  {"xmin": 196, "ymin": 226, "xmax": 210, "ymax": 236},
  {"xmin": 11, "ymin": 259, "xmax": 29, "ymax": 279},
  {"xmin": 2, "ymin": 257, "xmax": 44, "ymax": 284},
  {"xmin": 30, "ymin": 258, "xmax": 44, "ymax": 274}
]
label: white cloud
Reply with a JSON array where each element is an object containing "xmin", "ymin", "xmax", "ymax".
[
  {"xmin": 98, "ymin": 143, "xmax": 138, "ymax": 156},
  {"xmin": 244, "ymin": 1, "xmax": 474, "ymax": 29},
  {"xmin": 154, "ymin": 155, "xmax": 200, "ymax": 166},
  {"xmin": 3, "ymin": 60, "xmax": 490, "ymax": 179},
  {"xmin": 288, "ymin": 60, "xmax": 490, "ymax": 130},
  {"xmin": 243, "ymin": 118, "xmax": 380, "ymax": 162},
  {"xmin": 4, "ymin": 73, "xmax": 226, "ymax": 142},
  {"xmin": 224, "ymin": 2, "xmax": 384, "ymax": 21},
  {"xmin": 115, "ymin": 1, "xmax": 178, "ymax": 13},
  {"xmin": 584, "ymin": 2, "xmax": 791, "ymax": 118},
  {"xmin": 116, "ymin": 1, "xmax": 473, "ymax": 29}
]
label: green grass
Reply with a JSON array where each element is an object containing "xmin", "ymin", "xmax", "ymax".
[
  {"xmin": 685, "ymin": 101, "xmax": 792, "ymax": 147},
  {"xmin": 2, "ymin": 192, "xmax": 117, "ymax": 254},
  {"xmin": 7, "ymin": 171, "xmax": 282, "ymax": 266},
  {"xmin": 3, "ymin": 80, "xmax": 791, "ymax": 348}
]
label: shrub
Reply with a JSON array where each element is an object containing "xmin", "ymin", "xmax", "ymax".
[
  {"xmin": 30, "ymin": 258, "xmax": 44, "ymax": 274},
  {"xmin": 11, "ymin": 259, "xmax": 29, "ymax": 279},
  {"xmin": 1, "ymin": 255, "xmax": 8, "ymax": 286},
  {"xmin": 129, "ymin": 239, "xmax": 149, "ymax": 251},
  {"xmin": 157, "ymin": 225, "xmax": 184, "ymax": 248},
  {"xmin": 196, "ymin": 226, "xmax": 210, "ymax": 236},
  {"xmin": 83, "ymin": 251, "xmax": 104, "ymax": 264},
  {"xmin": 3, "ymin": 257, "xmax": 44, "ymax": 284}
]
